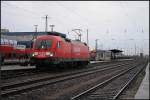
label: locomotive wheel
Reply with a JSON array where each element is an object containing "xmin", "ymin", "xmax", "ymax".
[
  {"xmin": 84, "ymin": 61, "xmax": 89, "ymax": 66},
  {"xmin": 18, "ymin": 55, "xmax": 27, "ymax": 66},
  {"xmin": 20, "ymin": 62, "xmax": 28, "ymax": 66},
  {"xmin": 19, "ymin": 58, "xmax": 28, "ymax": 66},
  {"xmin": 36, "ymin": 64, "xmax": 42, "ymax": 68},
  {"xmin": 36, "ymin": 64, "xmax": 46, "ymax": 70},
  {"xmin": 58, "ymin": 62, "xmax": 66, "ymax": 68}
]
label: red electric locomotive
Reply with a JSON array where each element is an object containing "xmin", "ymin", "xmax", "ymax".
[{"xmin": 30, "ymin": 32, "xmax": 90, "ymax": 68}]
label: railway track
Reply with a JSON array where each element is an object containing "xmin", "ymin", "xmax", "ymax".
[
  {"xmin": 1, "ymin": 60, "xmax": 136, "ymax": 99},
  {"xmin": 71, "ymin": 60, "xmax": 148, "ymax": 100},
  {"xmin": 2, "ymin": 60, "xmax": 132, "ymax": 83},
  {"xmin": 1, "ymin": 59, "xmax": 133, "ymax": 79},
  {"xmin": 2, "ymin": 60, "xmax": 134, "ymax": 87},
  {"xmin": 2, "ymin": 69, "xmax": 40, "ymax": 79}
]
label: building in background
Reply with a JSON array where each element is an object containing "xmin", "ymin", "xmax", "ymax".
[
  {"xmin": 90, "ymin": 49, "xmax": 125, "ymax": 61},
  {"xmin": 90, "ymin": 49, "xmax": 112, "ymax": 61},
  {"xmin": 95, "ymin": 50, "xmax": 112, "ymax": 61},
  {"xmin": 140, "ymin": 53, "xmax": 143, "ymax": 58},
  {"xmin": 1, "ymin": 28, "xmax": 9, "ymax": 33}
]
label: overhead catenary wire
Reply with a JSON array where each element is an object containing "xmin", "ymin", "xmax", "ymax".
[
  {"xmin": 119, "ymin": 2, "xmax": 138, "ymax": 55},
  {"xmin": 1, "ymin": 2, "xmax": 41, "ymax": 20},
  {"xmin": 2, "ymin": 2, "xmax": 40, "ymax": 17},
  {"xmin": 2, "ymin": 1, "xmax": 89, "ymax": 34},
  {"xmin": 36, "ymin": 2, "xmax": 78, "ymax": 29},
  {"xmin": 53, "ymin": 2, "xmax": 93, "ymax": 43},
  {"xmin": 2, "ymin": 2, "xmax": 68, "ymax": 33},
  {"xmin": 55, "ymin": 2, "xmax": 90, "ymax": 28}
]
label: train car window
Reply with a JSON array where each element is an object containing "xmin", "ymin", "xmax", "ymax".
[
  {"xmin": 1, "ymin": 39, "xmax": 4, "ymax": 45},
  {"xmin": 56, "ymin": 41, "xmax": 60, "ymax": 48},
  {"xmin": 35, "ymin": 40, "xmax": 41, "ymax": 49},
  {"xmin": 17, "ymin": 41, "xmax": 32, "ymax": 48},
  {"xmin": 8, "ymin": 40, "xmax": 10, "ymax": 45},
  {"xmin": 9, "ymin": 40, "xmax": 13, "ymax": 46},
  {"xmin": 3, "ymin": 39, "xmax": 7, "ymax": 45}
]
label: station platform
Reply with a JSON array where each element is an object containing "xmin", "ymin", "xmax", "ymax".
[
  {"xmin": 1, "ymin": 61, "xmax": 104, "ymax": 71},
  {"xmin": 90, "ymin": 59, "xmax": 133, "ymax": 64},
  {"xmin": 1, "ymin": 65, "xmax": 35, "ymax": 71},
  {"xmin": 134, "ymin": 63, "xmax": 149, "ymax": 99},
  {"xmin": 90, "ymin": 61, "xmax": 110, "ymax": 63}
]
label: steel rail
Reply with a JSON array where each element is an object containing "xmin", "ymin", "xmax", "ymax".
[
  {"xmin": 70, "ymin": 61, "xmax": 146, "ymax": 100},
  {"xmin": 2, "ymin": 61, "xmax": 132, "ymax": 89},
  {"xmin": 113, "ymin": 62, "xmax": 148, "ymax": 99},
  {"xmin": 1, "ymin": 60, "xmax": 130, "ymax": 79},
  {"xmin": 1, "ymin": 61, "xmax": 134, "ymax": 97}
]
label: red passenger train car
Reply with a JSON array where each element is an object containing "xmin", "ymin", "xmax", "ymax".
[
  {"xmin": 30, "ymin": 34, "xmax": 90, "ymax": 68},
  {"xmin": 0, "ymin": 38, "xmax": 32, "ymax": 65},
  {"xmin": 0, "ymin": 43, "xmax": 14, "ymax": 63}
]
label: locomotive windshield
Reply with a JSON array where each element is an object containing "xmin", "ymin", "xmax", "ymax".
[{"xmin": 34, "ymin": 39, "xmax": 52, "ymax": 49}]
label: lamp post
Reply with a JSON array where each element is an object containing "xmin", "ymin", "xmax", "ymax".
[
  {"xmin": 34, "ymin": 25, "xmax": 38, "ymax": 32},
  {"xmin": 49, "ymin": 25, "xmax": 55, "ymax": 32},
  {"xmin": 129, "ymin": 38, "xmax": 134, "ymax": 56}
]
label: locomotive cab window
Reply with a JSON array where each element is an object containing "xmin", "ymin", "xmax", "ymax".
[
  {"xmin": 56, "ymin": 41, "xmax": 60, "ymax": 48},
  {"xmin": 35, "ymin": 39, "xmax": 52, "ymax": 49},
  {"xmin": 45, "ymin": 40, "xmax": 52, "ymax": 48}
]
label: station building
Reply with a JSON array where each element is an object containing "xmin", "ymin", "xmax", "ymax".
[
  {"xmin": 1, "ymin": 31, "xmax": 66, "ymax": 48},
  {"xmin": 90, "ymin": 49, "xmax": 123, "ymax": 61},
  {"xmin": 95, "ymin": 50, "xmax": 111, "ymax": 61}
]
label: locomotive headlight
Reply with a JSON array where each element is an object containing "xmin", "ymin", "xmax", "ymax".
[
  {"xmin": 46, "ymin": 52, "xmax": 51, "ymax": 55},
  {"xmin": 50, "ymin": 53, "xmax": 53, "ymax": 57},
  {"xmin": 46, "ymin": 52, "xmax": 53, "ymax": 56},
  {"xmin": 32, "ymin": 52, "xmax": 38, "ymax": 56},
  {"xmin": 32, "ymin": 53, "xmax": 35, "ymax": 56}
]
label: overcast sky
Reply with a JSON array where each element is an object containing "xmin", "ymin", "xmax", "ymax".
[{"xmin": 1, "ymin": 1, "xmax": 149, "ymax": 55}]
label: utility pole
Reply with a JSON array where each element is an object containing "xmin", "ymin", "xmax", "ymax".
[
  {"xmin": 87, "ymin": 29, "xmax": 89, "ymax": 46},
  {"xmin": 95, "ymin": 39, "xmax": 99, "ymax": 52},
  {"xmin": 95, "ymin": 39, "xmax": 99, "ymax": 61},
  {"xmin": 135, "ymin": 44, "xmax": 136, "ymax": 56},
  {"xmin": 72, "ymin": 29, "xmax": 82, "ymax": 41},
  {"xmin": 141, "ymin": 45, "xmax": 143, "ymax": 53},
  {"xmin": 42, "ymin": 15, "xmax": 49, "ymax": 32},
  {"xmin": 49, "ymin": 25, "xmax": 55, "ymax": 32},
  {"xmin": 32, "ymin": 25, "xmax": 38, "ymax": 40},
  {"xmin": 34, "ymin": 25, "xmax": 38, "ymax": 32}
]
